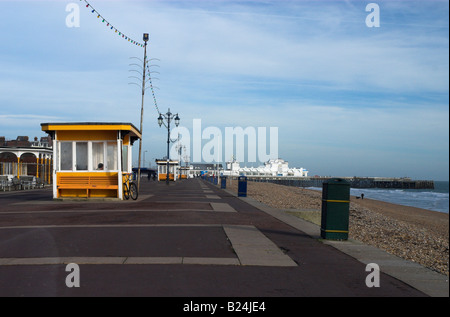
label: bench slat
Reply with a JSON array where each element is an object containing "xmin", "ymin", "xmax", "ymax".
[
  {"xmin": 58, "ymin": 176, "xmax": 118, "ymax": 185},
  {"xmin": 57, "ymin": 174, "xmax": 119, "ymax": 198}
]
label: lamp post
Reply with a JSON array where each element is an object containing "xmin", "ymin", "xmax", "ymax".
[
  {"xmin": 158, "ymin": 108, "xmax": 180, "ymax": 185},
  {"xmin": 137, "ymin": 33, "xmax": 149, "ymax": 192}
]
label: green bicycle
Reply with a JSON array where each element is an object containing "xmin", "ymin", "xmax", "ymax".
[{"xmin": 123, "ymin": 173, "xmax": 138, "ymax": 200}]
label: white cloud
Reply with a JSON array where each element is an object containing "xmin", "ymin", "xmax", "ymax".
[
  {"xmin": 0, "ymin": 114, "xmax": 64, "ymax": 139},
  {"xmin": 120, "ymin": 1, "xmax": 449, "ymax": 94}
]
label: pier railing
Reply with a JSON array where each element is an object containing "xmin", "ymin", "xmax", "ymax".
[{"xmin": 227, "ymin": 176, "xmax": 434, "ymax": 189}]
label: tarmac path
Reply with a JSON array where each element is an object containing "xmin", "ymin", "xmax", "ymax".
[{"xmin": 0, "ymin": 178, "xmax": 430, "ymax": 298}]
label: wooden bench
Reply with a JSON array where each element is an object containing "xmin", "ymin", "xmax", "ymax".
[{"xmin": 57, "ymin": 174, "xmax": 118, "ymax": 197}]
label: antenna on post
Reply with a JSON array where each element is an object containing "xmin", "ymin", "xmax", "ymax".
[{"xmin": 137, "ymin": 33, "xmax": 149, "ymax": 192}]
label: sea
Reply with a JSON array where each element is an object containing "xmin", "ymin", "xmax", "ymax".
[{"xmin": 307, "ymin": 181, "xmax": 449, "ymax": 214}]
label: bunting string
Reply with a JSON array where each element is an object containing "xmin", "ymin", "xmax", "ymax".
[
  {"xmin": 81, "ymin": 1, "xmax": 166, "ymax": 126},
  {"xmin": 81, "ymin": 0, "xmax": 144, "ymax": 47},
  {"xmin": 146, "ymin": 58, "xmax": 167, "ymax": 128}
]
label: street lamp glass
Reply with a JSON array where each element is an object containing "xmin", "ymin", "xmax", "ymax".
[
  {"xmin": 158, "ymin": 114, "xmax": 163, "ymax": 127},
  {"xmin": 175, "ymin": 114, "xmax": 180, "ymax": 127}
]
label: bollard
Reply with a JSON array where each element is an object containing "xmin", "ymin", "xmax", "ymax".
[
  {"xmin": 321, "ymin": 178, "xmax": 350, "ymax": 240},
  {"xmin": 238, "ymin": 176, "xmax": 247, "ymax": 197},
  {"xmin": 220, "ymin": 176, "xmax": 226, "ymax": 189}
]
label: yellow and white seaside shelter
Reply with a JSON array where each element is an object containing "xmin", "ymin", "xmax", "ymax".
[
  {"xmin": 41, "ymin": 122, "xmax": 141, "ymax": 200},
  {"xmin": 156, "ymin": 159, "xmax": 179, "ymax": 181},
  {"xmin": 179, "ymin": 166, "xmax": 189, "ymax": 179}
]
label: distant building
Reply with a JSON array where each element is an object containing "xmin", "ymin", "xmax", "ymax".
[
  {"xmin": 158, "ymin": 159, "xmax": 307, "ymax": 179},
  {"xmin": 0, "ymin": 136, "xmax": 52, "ymax": 148},
  {"xmin": 185, "ymin": 163, "xmax": 223, "ymax": 178},
  {"xmin": 222, "ymin": 158, "xmax": 308, "ymax": 177},
  {"xmin": 0, "ymin": 135, "xmax": 53, "ymax": 182}
]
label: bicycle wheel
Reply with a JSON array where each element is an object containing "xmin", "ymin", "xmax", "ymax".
[
  {"xmin": 123, "ymin": 183, "xmax": 130, "ymax": 200},
  {"xmin": 129, "ymin": 182, "xmax": 138, "ymax": 200}
]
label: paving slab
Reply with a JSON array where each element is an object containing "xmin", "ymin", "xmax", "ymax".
[
  {"xmin": 210, "ymin": 203, "xmax": 236, "ymax": 212},
  {"xmin": 223, "ymin": 225, "xmax": 297, "ymax": 267},
  {"xmin": 205, "ymin": 195, "xmax": 221, "ymax": 199}
]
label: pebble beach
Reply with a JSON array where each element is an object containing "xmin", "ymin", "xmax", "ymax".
[{"xmin": 226, "ymin": 180, "xmax": 449, "ymax": 276}]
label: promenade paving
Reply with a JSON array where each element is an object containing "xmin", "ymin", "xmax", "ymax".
[{"xmin": 0, "ymin": 178, "xmax": 447, "ymax": 298}]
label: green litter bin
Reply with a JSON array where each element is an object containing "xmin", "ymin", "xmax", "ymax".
[{"xmin": 321, "ymin": 178, "xmax": 350, "ymax": 240}]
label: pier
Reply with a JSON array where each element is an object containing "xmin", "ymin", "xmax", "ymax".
[{"xmin": 244, "ymin": 176, "xmax": 435, "ymax": 189}]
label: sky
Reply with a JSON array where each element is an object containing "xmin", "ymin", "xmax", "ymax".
[{"xmin": 0, "ymin": 0, "xmax": 448, "ymax": 180}]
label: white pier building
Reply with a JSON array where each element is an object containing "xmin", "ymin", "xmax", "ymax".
[{"xmin": 222, "ymin": 158, "xmax": 308, "ymax": 177}]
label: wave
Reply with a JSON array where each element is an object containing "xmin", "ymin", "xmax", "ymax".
[{"xmin": 306, "ymin": 186, "xmax": 449, "ymax": 214}]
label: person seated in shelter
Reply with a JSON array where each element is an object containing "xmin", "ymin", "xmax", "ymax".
[{"xmin": 97, "ymin": 163, "xmax": 104, "ymax": 170}]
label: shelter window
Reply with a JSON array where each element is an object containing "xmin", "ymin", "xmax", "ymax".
[
  {"xmin": 60, "ymin": 142, "xmax": 73, "ymax": 171},
  {"xmin": 58, "ymin": 141, "xmax": 118, "ymax": 172},
  {"xmin": 76, "ymin": 142, "xmax": 88, "ymax": 171},
  {"xmin": 92, "ymin": 142, "xmax": 104, "ymax": 170},
  {"xmin": 107, "ymin": 142, "xmax": 117, "ymax": 171},
  {"xmin": 121, "ymin": 145, "xmax": 128, "ymax": 172}
]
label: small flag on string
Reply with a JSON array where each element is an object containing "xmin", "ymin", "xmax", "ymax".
[{"xmin": 82, "ymin": 0, "xmax": 144, "ymax": 47}]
